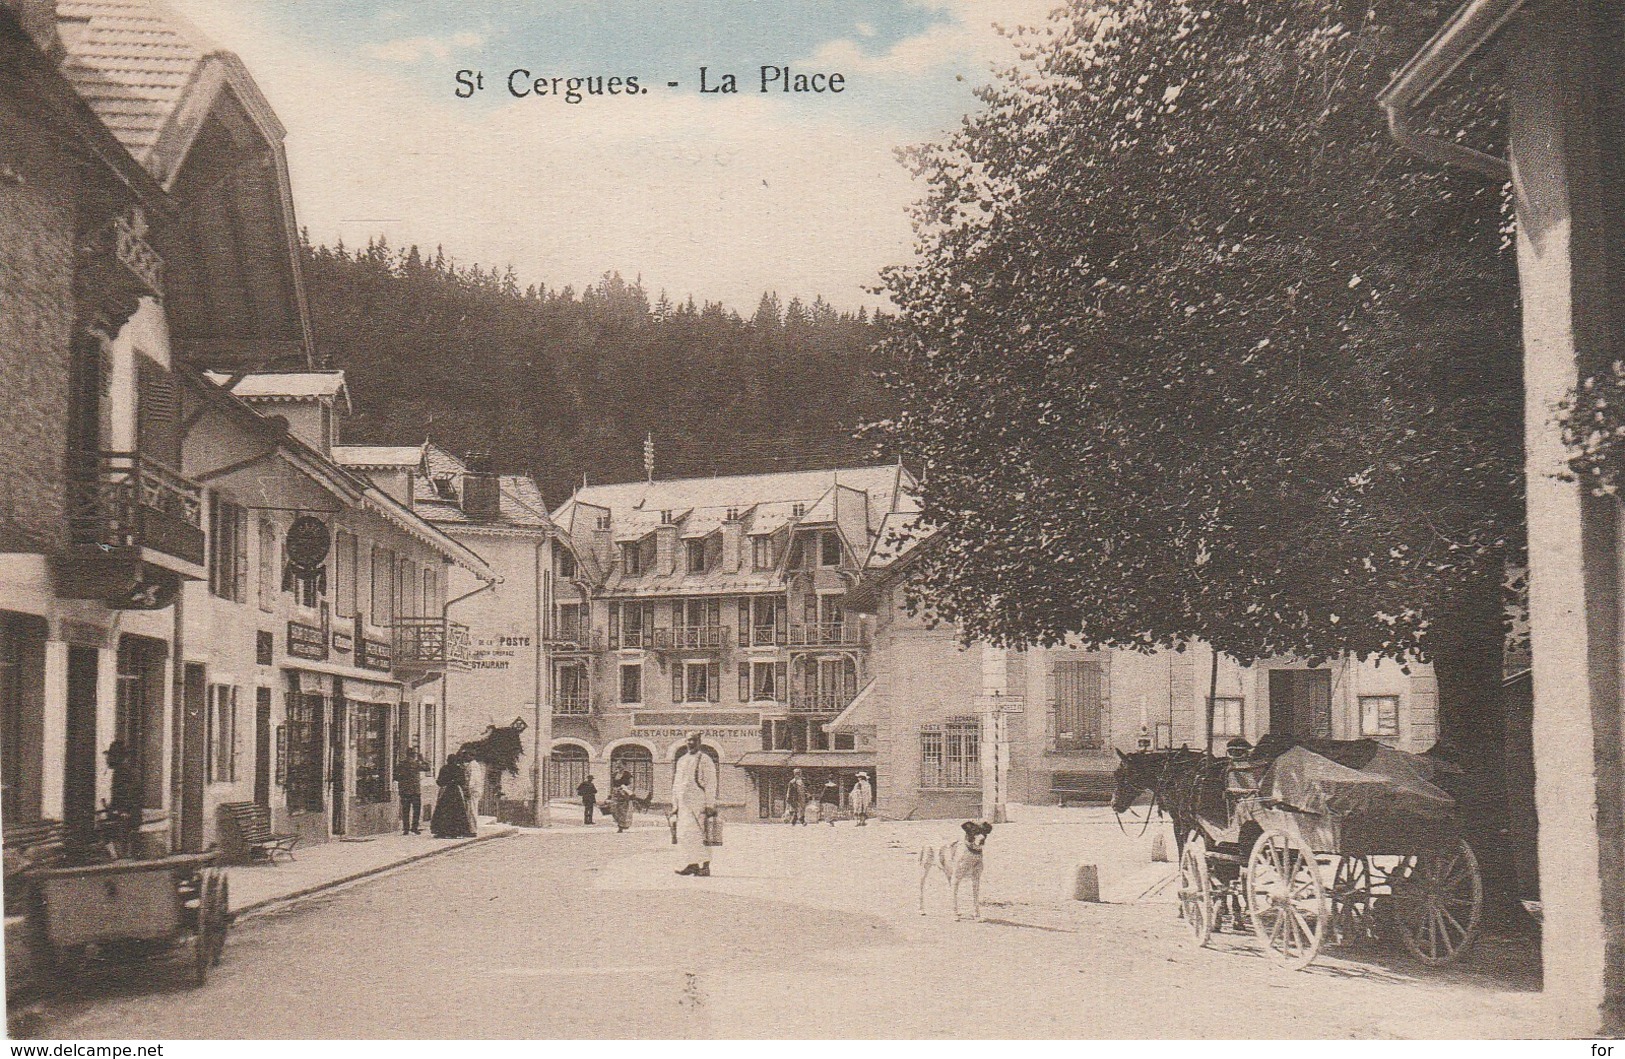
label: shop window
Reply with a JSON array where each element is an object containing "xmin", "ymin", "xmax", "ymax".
[
  {"xmin": 355, "ymin": 705, "xmax": 390, "ymax": 803},
  {"xmin": 1360, "ymin": 695, "xmax": 1400, "ymax": 738},
  {"xmin": 206, "ymin": 685, "xmax": 239, "ymax": 784}
]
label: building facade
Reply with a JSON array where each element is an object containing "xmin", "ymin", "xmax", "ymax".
[
  {"xmin": 842, "ymin": 523, "xmax": 1442, "ymax": 821},
  {"xmin": 549, "ymin": 466, "xmax": 918, "ymax": 818},
  {"xmin": 336, "ymin": 442, "xmax": 557, "ymax": 824}
]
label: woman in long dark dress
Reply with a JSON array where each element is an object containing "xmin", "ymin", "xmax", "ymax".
[{"xmin": 430, "ymin": 754, "xmax": 475, "ymax": 838}]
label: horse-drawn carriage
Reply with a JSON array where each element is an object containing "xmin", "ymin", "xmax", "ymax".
[{"xmin": 1115, "ymin": 739, "xmax": 1483, "ymax": 970}]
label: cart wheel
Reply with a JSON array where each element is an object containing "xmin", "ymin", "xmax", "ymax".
[
  {"xmin": 1329, "ymin": 855, "xmax": 1376, "ymax": 945},
  {"xmin": 1178, "ymin": 833, "xmax": 1215, "ymax": 946},
  {"xmin": 1389, "ymin": 838, "xmax": 1482, "ymax": 966},
  {"xmin": 1246, "ymin": 830, "xmax": 1327, "ymax": 970}
]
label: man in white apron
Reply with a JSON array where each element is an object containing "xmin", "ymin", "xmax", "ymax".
[{"xmin": 672, "ymin": 732, "xmax": 718, "ymax": 876}]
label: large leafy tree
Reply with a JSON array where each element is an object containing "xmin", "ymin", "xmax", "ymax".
[{"xmin": 877, "ymin": 2, "xmax": 1522, "ymax": 772}]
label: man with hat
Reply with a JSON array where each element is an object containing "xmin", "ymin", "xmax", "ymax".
[
  {"xmin": 785, "ymin": 767, "xmax": 810, "ymax": 826},
  {"xmin": 851, "ymin": 771, "xmax": 873, "ymax": 827},
  {"xmin": 671, "ymin": 732, "xmax": 718, "ymax": 876}
]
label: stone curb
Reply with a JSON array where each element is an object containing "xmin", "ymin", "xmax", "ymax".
[{"xmin": 233, "ymin": 827, "xmax": 517, "ymax": 920}]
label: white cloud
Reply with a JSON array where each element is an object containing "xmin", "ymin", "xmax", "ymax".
[{"xmin": 365, "ymin": 30, "xmax": 484, "ymax": 64}]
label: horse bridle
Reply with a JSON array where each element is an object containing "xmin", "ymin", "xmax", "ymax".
[{"xmin": 1114, "ymin": 763, "xmax": 1163, "ymax": 838}]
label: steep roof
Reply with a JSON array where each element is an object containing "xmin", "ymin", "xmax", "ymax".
[
  {"xmin": 332, "ymin": 442, "xmax": 553, "ymax": 532},
  {"xmin": 555, "ymin": 465, "xmax": 915, "ymax": 535}
]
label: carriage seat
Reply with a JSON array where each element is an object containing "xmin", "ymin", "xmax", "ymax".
[
  {"xmin": 1051, "ymin": 771, "xmax": 1115, "ymax": 806},
  {"xmin": 217, "ymin": 802, "xmax": 298, "ymax": 865}
]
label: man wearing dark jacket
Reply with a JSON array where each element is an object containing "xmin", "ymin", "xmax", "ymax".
[
  {"xmin": 577, "ymin": 775, "xmax": 599, "ymax": 825},
  {"xmin": 394, "ymin": 748, "xmax": 430, "ymax": 834}
]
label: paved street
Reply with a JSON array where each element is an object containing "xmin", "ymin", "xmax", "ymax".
[{"xmin": 24, "ymin": 810, "xmax": 1557, "ymax": 1039}]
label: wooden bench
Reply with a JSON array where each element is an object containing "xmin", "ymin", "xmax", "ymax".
[
  {"xmin": 1051, "ymin": 771, "xmax": 1116, "ymax": 807},
  {"xmin": 217, "ymin": 802, "xmax": 297, "ymax": 864}
]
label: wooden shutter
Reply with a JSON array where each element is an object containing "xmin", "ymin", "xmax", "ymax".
[
  {"xmin": 739, "ymin": 663, "xmax": 751, "ymax": 702},
  {"xmin": 233, "ymin": 505, "xmax": 248, "ymax": 602},
  {"xmin": 607, "ymin": 602, "xmax": 620, "ymax": 649},
  {"xmin": 708, "ymin": 662, "xmax": 720, "ymax": 702},
  {"xmin": 775, "ymin": 662, "xmax": 787, "ymax": 701},
  {"xmin": 137, "ymin": 356, "xmax": 181, "ymax": 467},
  {"xmin": 672, "ymin": 667, "xmax": 683, "ymax": 703},
  {"xmin": 738, "ymin": 598, "xmax": 750, "ymax": 646}
]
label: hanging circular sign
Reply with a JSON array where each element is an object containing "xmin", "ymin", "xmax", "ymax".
[{"xmin": 285, "ymin": 515, "xmax": 331, "ymax": 572}]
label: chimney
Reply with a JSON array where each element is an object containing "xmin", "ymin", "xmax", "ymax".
[
  {"xmin": 721, "ymin": 512, "xmax": 744, "ymax": 573},
  {"xmin": 461, "ymin": 451, "xmax": 501, "ymax": 520},
  {"xmin": 655, "ymin": 522, "xmax": 679, "ymax": 576},
  {"xmin": 592, "ymin": 522, "xmax": 614, "ymax": 570}
]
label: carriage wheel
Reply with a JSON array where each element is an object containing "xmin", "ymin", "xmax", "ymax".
[
  {"xmin": 1178, "ymin": 833, "xmax": 1215, "ymax": 946},
  {"xmin": 1246, "ymin": 830, "xmax": 1328, "ymax": 970},
  {"xmin": 1329, "ymin": 855, "xmax": 1376, "ymax": 945},
  {"xmin": 1389, "ymin": 838, "xmax": 1482, "ymax": 966}
]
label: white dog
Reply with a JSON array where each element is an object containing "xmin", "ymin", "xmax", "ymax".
[{"xmin": 918, "ymin": 820, "xmax": 994, "ymax": 920}]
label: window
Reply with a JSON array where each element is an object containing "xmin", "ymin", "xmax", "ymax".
[
  {"xmin": 620, "ymin": 542, "xmax": 641, "ymax": 575},
  {"xmin": 557, "ymin": 549, "xmax": 577, "ymax": 579},
  {"xmin": 751, "ymin": 536, "xmax": 773, "ymax": 570},
  {"xmin": 423, "ymin": 566, "xmax": 437, "ymax": 615},
  {"xmin": 208, "ymin": 496, "xmax": 248, "ymax": 601},
  {"xmin": 206, "ymin": 685, "xmax": 238, "ymax": 784},
  {"xmin": 791, "ymin": 503, "xmax": 806, "ymax": 518},
  {"xmin": 832, "ymin": 732, "xmax": 856, "ymax": 751},
  {"xmin": 423, "ymin": 704, "xmax": 436, "ymax": 767},
  {"xmin": 258, "ymin": 519, "xmax": 277, "ymax": 612},
  {"xmin": 820, "ymin": 531, "xmax": 842, "ymax": 567},
  {"xmin": 741, "ymin": 659, "xmax": 787, "ymax": 702},
  {"xmin": 1360, "ymin": 695, "xmax": 1400, "ymax": 738},
  {"xmin": 610, "ymin": 744, "xmax": 654, "ymax": 794},
  {"xmin": 371, "ymin": 547, "xmax": 395, "ymax": 625},
  {"xmin": 686, "ymin": 537, "xmax": 708, "ymax": 573},
  {"xmin": 1211, "ymin": 697, "xmax": 1245, "ymax": 739},
  {"xmin": 557, "ymin": 602, "xmax": 584, "ymax": 643},
  {"xmin": 1052, "ymin": 659, "xmax": 1105, "ymax": 751},
  {"xmin": 399, "ymin": 558, "xmax": 418, "ymax": 619},
  {"xmin": 334, "ymin": 530, "xmax": 358, "ymax": 618},
  {"xmin": 611, "ymin": 601, "xmax": 654, "ymax": 648},
  {"xmin": 619, "ymin": 663, "xmax": 642, "ymax": 704},
  {"xmin": 920, "ymin": 720, "xmax": 980, "ymax": 788},
  {"xmin": 355, "ymin": 705, "xmax": 390, "ymax": 803},
  {"xmin": 256, "ymin": 630, "xmax": 274, "ymax": 666},
  {"xmin": 675, "ymin": 660, "xmax": 720, "ymax": 703}
]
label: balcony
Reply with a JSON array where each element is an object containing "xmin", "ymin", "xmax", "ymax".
[
  {"xmin": 652, "ymin": 625, "xmax": 730, "ymax": 651},
  {"xmin": 545, "ymin": 625, "xmax": 601, "ymax": 654},
  {"xmin": 788, "ymin": 686, "xmax": 859, "ymax": 713},
  {"xmin": 611, "ymin": 627, "xmax": 651, "ymax": 650},
  {"xmin": 743, "ymin": 625, "xmax": 786, "ymax": 648},
  {"xmin": 551, "ymin": 689, "xmax": 593, "ymax": 716},
  {"xmin": 69, "ymin": 452, "xmax": 204, "ymax": 567},
  {"xmin": 787, "ymin": 622, "xmax": 865, "ymax": 648},
  {"xmin": 392, "ymin": 617, "xmax": 471, "ymax": 673}
]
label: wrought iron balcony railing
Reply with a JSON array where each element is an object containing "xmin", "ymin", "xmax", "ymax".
[
  {"xmin": 551, "ymin": 689, "xmax": 593, "ymax": 716},
  {"xmin": 652, "ymin": 626, "xmax": 729, "ymax": 651},
  {"xmin": 69, "ymin": 452, "xmax": 204, "ymax": 566},
  {"xmin": 787, "ymin": 686, "xmax": 859, "ymax": 713},
  {"xmin": 611, "ymin": 627, "xmax": 651, "ymax": 650},
  {"xmin": 545, "ymin": 625, "xmax": 601, "ymax": 653},
  {"xmin": 787, "ymin": 622, "xmax": 865, "ymax": 648},
  {"xmin": 392, "ymin": 617, "xmax": 471, "ymax": 670}
]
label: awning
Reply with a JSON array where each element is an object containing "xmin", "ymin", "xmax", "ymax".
[
  {"xmin": 735, "ymin": 751, "xmax": 876, "ymax": 770},
  {"xmin": 824, "ymin": 679, "xmax": 876, "ymax": 734}
]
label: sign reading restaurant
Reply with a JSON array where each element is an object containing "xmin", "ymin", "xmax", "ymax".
[{"xmin": 287, "ymin": 621, "xmax": 328, "ymax": 661}]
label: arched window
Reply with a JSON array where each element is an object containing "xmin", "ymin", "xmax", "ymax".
[
  {"xmin": 610, "ymin": 744, "xmax": 654, "ymax": 795},
  {"xmin": 547, "ymin": 744, "xmax": 591, "ymax": 800}
]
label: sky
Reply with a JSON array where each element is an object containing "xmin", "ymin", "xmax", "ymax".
[{"xmin": 169, "ymin": 0, "xmax": 1061, "ymax": 312}]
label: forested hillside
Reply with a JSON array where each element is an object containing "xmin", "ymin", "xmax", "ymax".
[{"xmin": 300, "ymin": 237, "xmax": 894, "ymax": 504}]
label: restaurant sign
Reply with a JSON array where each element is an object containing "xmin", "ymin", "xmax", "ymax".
[{"xmin": 359, "ymin": 637, "xmax": 393, "ymax": 673}]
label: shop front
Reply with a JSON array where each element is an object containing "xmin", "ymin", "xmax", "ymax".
[
  {"xmin": 340, "ymin": 677, "xmax": 403, "ymax": 837},
  {"xmin": 736, "ymin": 750, "xmax": 877, "ymax": 819}
]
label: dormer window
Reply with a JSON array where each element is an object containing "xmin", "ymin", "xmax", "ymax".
[
  {"xmin": 432, "ymin": 476, "xmax": 457, "ymax": 500},
  {"xmin": 791, "ymin": 503, "xmax": 806, "ymax": 518},
  {"xmin": 595, "ymin": 514, "xmax": 611, "ymax": 530},
  {"xmin": 556, "ymin": 549, "xmax": 577, "ymax": 579},
  {"xmin": 821, "ymin": 531, "xmax": 842, "ymax": 567},
  {"xmin": 751, "ymin": 536, "xmax": 774, "ymax": 570},
  {"xmin": 686, "ymin": 537, "xmax": 708, "ymax": 574},
  {"xmin": 620, "ymin": 542, "xmax": 642, "ymax": 575}
]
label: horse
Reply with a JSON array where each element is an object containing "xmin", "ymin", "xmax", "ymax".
[{"xmin": 1112, "ymin": 747, "xmax": 1226, "ymax": 847}]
